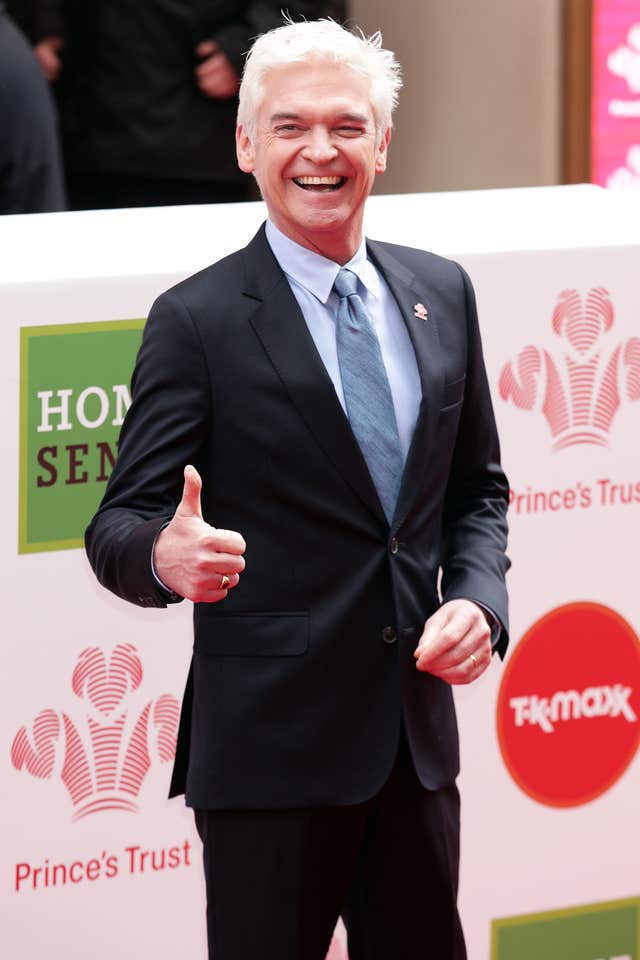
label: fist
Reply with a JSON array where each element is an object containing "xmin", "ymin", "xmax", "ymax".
[
  {"xmin": 195, "ymin": 41, "xmax": 240, "ymax": 99},
  {"xmin": 153, "ymin": 465, "xmax": 245, "ymax": 603},
  {"xmin": 414, "ymin": 599, "xmax": 492, "ymax": 685}
]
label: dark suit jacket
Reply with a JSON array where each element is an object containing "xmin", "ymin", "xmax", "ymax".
[{"xmin": 85, "ymin": 224, "xmax": 510, "ymax": 810}]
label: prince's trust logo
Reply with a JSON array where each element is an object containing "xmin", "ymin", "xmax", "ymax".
[
  {"xmin": 499, "ymin": 288, "xmax": 640, "ymax": 450},
  {"xmin": 10, "ymin": 644, "xmax": 180, "ymax": 820}
]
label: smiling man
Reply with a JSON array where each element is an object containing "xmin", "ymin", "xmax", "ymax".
[
  {"xmin": 86, "ymin": 19, "xmax": 510, "ymax": 960},
  {"xmin": 236, "ymin": 58, "xmax": 389, "ymax": 263}
]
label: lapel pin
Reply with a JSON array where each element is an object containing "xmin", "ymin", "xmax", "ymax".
[{"xmin": 413, "ymin": 303, "xmax": 428, "ymax": 321}]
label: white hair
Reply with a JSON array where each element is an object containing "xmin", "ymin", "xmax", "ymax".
[{"xmin": 237, "ymin": 19, "xmax": 402, "ymax": 143}]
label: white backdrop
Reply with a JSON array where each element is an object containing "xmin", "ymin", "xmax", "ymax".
[{"xmin": 1, "ymin": 185, "xmax": 639, "ymax": 960}]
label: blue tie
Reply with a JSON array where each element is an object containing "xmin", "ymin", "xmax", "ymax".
[{"xmin": 334, "ymin": 268, "xmax": 404, "ymax": 523}]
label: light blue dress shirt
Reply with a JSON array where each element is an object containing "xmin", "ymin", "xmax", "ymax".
[{"xmin": 265, "ymin": 220, "xmax": 422, "ymax": 464}]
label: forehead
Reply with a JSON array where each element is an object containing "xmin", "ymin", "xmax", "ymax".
[{"xmin": 258, "ymin": 60, "xmax": 375, "ymax": 123}]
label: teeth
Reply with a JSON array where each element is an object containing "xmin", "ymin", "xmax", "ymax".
[{"xmin": 294, "ymin": 176, "xmax": 343, "ymax": 185}]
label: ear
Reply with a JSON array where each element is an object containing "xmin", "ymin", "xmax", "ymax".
[
  {"xmin": 375, "ymin": 128, "xmax": 391, "ymax": 174},
  {"xmin": 236, "ymin": 124, "xmax": 255, "ymax": 174}
]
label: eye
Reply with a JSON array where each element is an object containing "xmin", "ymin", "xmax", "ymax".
[
  {"xmin": 336, "ymin": 126, "xmax": 364, "ymax": 137},
  {"xmin": 274, "ymin": 124, "xmax": 304, "ymax": 136}
]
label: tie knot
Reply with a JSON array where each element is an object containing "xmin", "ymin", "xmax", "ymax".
[{"xmin": 333, "ymin": 268, "xmax": 359, "ymax": 299}]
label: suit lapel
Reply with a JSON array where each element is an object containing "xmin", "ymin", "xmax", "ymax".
[
  {"xmin": 242, "ymin": 227, "xmax": 386, "ymax": 524},
  {"xmin": 366, "ymin": 240, "xmax": 444, "ymax": 531}
]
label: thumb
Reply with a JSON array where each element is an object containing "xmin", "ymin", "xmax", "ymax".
[{"xmin": 176, "ymin": 464, "xmax": 203, "ymax": 519}]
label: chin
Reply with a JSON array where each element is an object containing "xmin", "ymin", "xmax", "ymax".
[{"xmin": 302, "ymin": 208, "xmax": 349, "ymax": 231}]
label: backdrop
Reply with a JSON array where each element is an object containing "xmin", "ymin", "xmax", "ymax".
[{"xmin": 1, "ymin": 185, "xmax": 639, "ymax": 960}]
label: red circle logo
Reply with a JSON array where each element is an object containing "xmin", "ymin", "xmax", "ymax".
[{"xmin": 497, "ymin": 602, "xmax": 640, "ymax": 807}]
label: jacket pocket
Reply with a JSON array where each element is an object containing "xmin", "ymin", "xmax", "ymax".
[
  {"xmin": 194, "ymin": 612, "xmax": 309, "ymax": 657},
  {"xmin": 440, "ymin": 375, "xmax": 466, "ymax": 410}
]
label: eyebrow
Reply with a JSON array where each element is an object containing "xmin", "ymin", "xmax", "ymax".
[{"xmin": 269, "ymin": 112, "xmax": 369, "ymax": 125}]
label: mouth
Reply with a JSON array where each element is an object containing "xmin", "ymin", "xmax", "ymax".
[{"xmin": 292, "ymin": 176, "xmax": 348, "ymax": 193}]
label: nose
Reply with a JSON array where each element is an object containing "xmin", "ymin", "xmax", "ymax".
[{"xmin": 302, "ymin": 127, "xmax": 338, "ymax": 165}]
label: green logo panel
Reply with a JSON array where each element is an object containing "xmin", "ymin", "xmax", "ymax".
[
  {"xmin": 19, "ymin": 319, "xmax": 145, "ymax": 553},
  {"xmin": 492, "ymin": 897, "xmax": 640, "ymax": 960}
]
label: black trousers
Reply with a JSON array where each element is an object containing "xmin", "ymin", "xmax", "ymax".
[{"xmin": 194, "ymin": 732, "xmax": 467, "ymax": 960}]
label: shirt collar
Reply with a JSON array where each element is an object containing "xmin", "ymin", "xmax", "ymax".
[{"xmin": 265, "ymin": 220, "xmax": 381, "ymax": 304}]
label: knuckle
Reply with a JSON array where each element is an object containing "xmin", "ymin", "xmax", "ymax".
[
  {"xmin": 195, "ymin": 555, "xmax": 213, "ymax": 573},
  {"xmin": 200, "ymin": 533, "xmax": 218, "ymax": 552}
]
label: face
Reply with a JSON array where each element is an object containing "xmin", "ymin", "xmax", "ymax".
[{"xmin": 237, "ymin": 60, "xmax": 390, "ymax": 263}]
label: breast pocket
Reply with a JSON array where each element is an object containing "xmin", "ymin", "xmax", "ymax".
[
  {"xmin": 194, "ymin": 612, "xmax": 309, "ymax": 657},
  {"xmin": 440, "ymin": 375, "xmax": 466, "ymax": 411}
]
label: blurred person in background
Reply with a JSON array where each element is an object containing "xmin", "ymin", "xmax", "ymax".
[
  {"xmin": 0, "ymin": 3, "xmax": 66, "ymax": 213},
  {"xmin": 7, "ymin": 0, "xmax": 340, "ymax": 209}
]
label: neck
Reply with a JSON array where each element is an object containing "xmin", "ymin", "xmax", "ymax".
[{"xmin": 269, "ymin": 219, "xmax": 362, "ymax": 265}]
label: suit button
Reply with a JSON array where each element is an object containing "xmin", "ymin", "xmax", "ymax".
[
  {"xmin": 382, "ymin": 626, "xmax": 397, "ymax": 645},
  {"xmin": 390, "ymin": 537, "xmax": 399, "ymax": 556}
]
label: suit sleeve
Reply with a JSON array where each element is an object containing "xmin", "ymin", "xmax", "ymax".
[
  {"xmin": 85, "ymin": 290, "xmax": 211, "ymax": 608},
  {"xmin": 439, "ymin": 264, "xmax": 510, "ymax": 658}
]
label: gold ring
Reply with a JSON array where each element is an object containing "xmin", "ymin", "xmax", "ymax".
[
  {"xmin": 469, "ymin": 653, "xmax": 478, "ymax": 666},
  {"xmin": 220, "ymin": 575, "xmax": 230, "ymax": 590}
]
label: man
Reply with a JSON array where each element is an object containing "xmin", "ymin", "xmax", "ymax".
[
  {"xmin": 7, "ymin": 0, "xmax": 339, "ymax": 209},
  {"xmin": 86, "ymin": 19, "xmax": 509, "ymax": 960}
]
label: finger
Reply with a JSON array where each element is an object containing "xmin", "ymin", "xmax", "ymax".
[
  {"xmin": 193, "ymin": 587, "xmax": 228, "ymax": 604},
  {"xmin": 195, "ymin": 551, "xmax": 245, "ymax": 576},
  {"xmin": 208, "ymin": 572, "xmax": 240, "ymax": 592},
  {"xmin": 222, "ymin": 572, "xmax": 240, "ymax": 590},
  {"xmin": 431, "ymin": 649, "xmax": 492, "ymax": 685},
  {"xmin": 204, "ymin": 529, "xmax": 246, "ymax": 556},
  {"xmin": 196, "ymin": 54, "xmax": 226, "ymax": 78},
  {"xmin": 415, "ymin": 608, "xmax": 469, "ymax": 666},
  {"xmin": 176, "ymin": 464, "xmax": 203, "ymax": 519},
  {"xmin": 418, "ymin": 608, "xmax": 491, "ymax": 672},
  {"xmin": 413, "ymin": 606, "xmax": 449, "ymax": 659},
  {"xmin": 194, "ymin": 570, "xmax": 242, "ymax": 603},
  {"xmin": 416, "ymin": 614, "xmax": 487, "ymax": 671},
  {"xmin": 35, "ymin": 51, "xmax": 56, "ymax": 80},
  {"xmin": 420, "ymin": 628, "xmax": 491, "ymax": 673},
  {"xmin": 198, "ymin": 79, "xmax": 238, "ymax": 100},
  {"xmin": 195, "ymin": 40, "xmax": 219, "ymax": 58},
  {"xmin": 415, "ymin": 599, "xmax": 491, "ymax": 663},
  {"xmin": 221, "ymin": 572, "xmax": 240, "ymax": 589}
]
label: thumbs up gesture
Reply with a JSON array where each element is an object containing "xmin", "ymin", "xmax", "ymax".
[{"xmin": 153, "ymin": 465, "xmax": 246, "ymax": 602}]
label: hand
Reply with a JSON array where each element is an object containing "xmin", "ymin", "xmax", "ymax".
[
  {"xmin": 195, "ymin": 41, "xmax": 240, "ymax": 99},
  {"xmin": 34, "ymin": 36, "xmax": 64, "ymax": 82},
  {"xmin": 414, "ymin": 599, "xmax": 492, "ymax": 684},
  {"xmin": 153, "ymin": 465, "xmax": 245, "ymax": 603}
]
